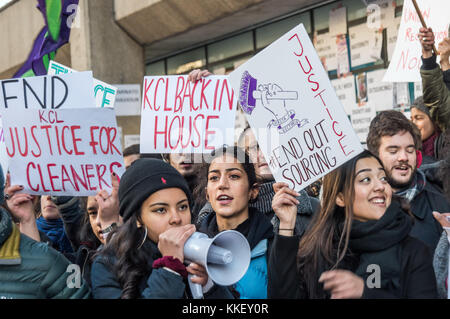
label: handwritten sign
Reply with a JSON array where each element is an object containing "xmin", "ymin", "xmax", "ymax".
[
  {"xmin": 0, "ymin": 72, "xmax": 95, "ymax": 110},
  {"xmin": 140, "ymin": 75, "xmax": 237, "ymax": 153},
  {"xmin": 2, "ymin": 108, "xmax": 125, "ymax": 196},
  {"xmin": 48, "ymin": 60, "xmax": 117, "ymax": 108},
  {"xmin": 228, "ymin": 23, "xmax": 364, "ymax": 192},
  {"xmin": 383, "ymin": 0, "xmax": 450, "ymax": 82}
]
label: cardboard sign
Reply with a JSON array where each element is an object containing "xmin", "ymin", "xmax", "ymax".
[
  {"xmin": 2, "ymin": 108, "xmax": 125, "ymax": 196},
  {"xmin": 228, "ymin": 23, "xmax": 364, "ymax": 192},
  {"xmin": 140, "ymin": 75, "xmax": 237, "ymax": 153},
  {"xmin": 383, "ymin": 0, "xmax": 450, "ymax": 82},
  {"xmin": 48, "ymin": 60, "xmax": 117, "ymax": 108},
  {"xmin": 0, "ymin": 72, "xmax": 95, "ymax": 110}
]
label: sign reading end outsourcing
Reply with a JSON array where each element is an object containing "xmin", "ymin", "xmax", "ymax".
[
  {"xmin": 228, "ymin": 23, "xmax": 364, "ymax": 192},
  {"xmin": 2, "ymin": 108, "xmax": 125, "ymax": 196}
]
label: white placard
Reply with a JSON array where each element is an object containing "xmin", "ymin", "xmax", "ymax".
[
  {"xmin": 383, "ymin": 0, "xmax": 450, "ymax": 82},
  {"xmin": 0, "ymin": 72, "xmax": 95, "ymax": 110},
  {"xmin": 48, "ymin": 60, "xmax": 117, "ymax": 108},
  {"xmin": 2, "ymin": 108, "xmax": 125, "ymax": 196},
  {"xmin": 228, "ymin": 23, "xmax": 364, "ymax": 192},
  {"xmin": 114, "ymin": 84, "xmax": 141, "ymax": 116},
  {"xmin": 140, "ymin": 75, "xmax": 237, "ymax": 153}
]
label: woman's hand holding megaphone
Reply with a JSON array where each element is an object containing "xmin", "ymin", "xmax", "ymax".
[
  {"xmin": 158, "ymin": 224, "xmax": 196, "ymax": 263},
  {"xmin": 186, "ymin": 263, "xmax": 208, "ymax": 287},
  {"xmin": 272, "ymin": 182, "xmax": 300, "ymax": 236}
]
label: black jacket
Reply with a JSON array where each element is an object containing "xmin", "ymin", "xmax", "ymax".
[
  {"xmin": 408, "ymin": 181, "xmax": 450, "ymax": 250},
  {"xmin": 268, "ymin": 201, "xmax": 438, "ymax": 299}
]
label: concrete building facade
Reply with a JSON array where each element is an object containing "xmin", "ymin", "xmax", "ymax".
[{"xmin": 0, "ymin": 0, "xmax": 407, "ymax": 148}]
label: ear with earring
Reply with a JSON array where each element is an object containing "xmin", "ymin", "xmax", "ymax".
[{"xmin": 137, "ymin": 221, "xmax": 148, "ymax": 249}]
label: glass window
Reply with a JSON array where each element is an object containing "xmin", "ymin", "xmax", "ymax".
[
  {"xmin": 146, "ymin": 60, "xmax": 165, "ymax": 75},
  {"xmin": 313, "ymin": 2, "xmax": 340, "ymax": 31},
  {"xmin": 256, "ymin": 12, "xmax": 311, "ymax": 49},
  {"xmin": 207, "ymin": 32, "xmax": 253, "ymax": 64},
  {"xmin": 210, "ymin": 54, "xmax": 252, "ymax": 75},
  {"xmin": 167, "ymin": 48, "xmax": 206, "ymax": 75},
  {"xmin": 344, "ymin": 0, "xmax": 367, "ymax": 21}
]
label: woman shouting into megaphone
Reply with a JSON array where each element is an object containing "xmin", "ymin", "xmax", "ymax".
[{"xmin": 90, "ymin": 158, "xmax": 234, "ymax": 299}]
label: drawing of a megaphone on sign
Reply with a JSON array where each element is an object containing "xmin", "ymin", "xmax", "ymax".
[{"xmin": 239, "ymin": 71, "xmax": 308, "ymax": 134}]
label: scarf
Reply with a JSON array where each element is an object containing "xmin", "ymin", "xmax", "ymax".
[
  {"xmin": 395, "ymin": 169, "xmax": 427, "ymax": 203},
  {"xmin": 422, "ymin": 130, "xmax": 440, "ymax": 158},
  {"xmin": 200, "ymin": 207, "xmax": 273, "ymax": 250},
  {"xmin": 349, "ymin": 200, "xmax": 412, "ymax": 295},
  {"xmin": 36, "ymin": 216, "xmax": 73, "ymax": 253}
]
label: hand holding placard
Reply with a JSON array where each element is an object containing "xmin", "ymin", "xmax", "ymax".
[{"xmin": 95, "ymin": 172, "xmax": 121, "ymax": 233}]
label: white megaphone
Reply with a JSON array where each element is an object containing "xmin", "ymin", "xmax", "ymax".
[{"xmin": 183, "ymin": 230, "xmax": 251, "ymax": 299}]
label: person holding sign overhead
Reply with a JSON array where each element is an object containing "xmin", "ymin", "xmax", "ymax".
[{"xmin": 268, "ymin": 150, "xmax": 437, "ymax": 299}]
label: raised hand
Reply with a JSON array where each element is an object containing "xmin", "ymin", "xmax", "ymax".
[
  {"xmin": 272, "ymin": 182, "xmax": 300, "ymax": 236},
  {"xmin": 188, "ymin": 69, "xmax": 212, "ymax": 83},
  {"xmin": 418, "ymin": 27, "xmax": 435, "ymax": 58},
  {"xmin": 95, "ymin": 173, "xmax": 120, "ymax": 230}
]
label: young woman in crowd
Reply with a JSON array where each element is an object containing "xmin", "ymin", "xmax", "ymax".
[
  {"xmin": 268, "ymin": 150, "xmax": 438, "ymax": 299},
  {"xmin": 196, "ymin": 145, "xmax": 273, "ymax": 299},
  {"xmin": 90, "ymin": 158, "xmax": 234, "ymax": 299}
]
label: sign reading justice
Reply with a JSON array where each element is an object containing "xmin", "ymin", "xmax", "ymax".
[
  {"xmin": 2, "ymin": 108, "xmax": 125, "ymax": 196},
  {"xmin": 228, "ymin": 23, "xmax": 363, "ymax": 192}
]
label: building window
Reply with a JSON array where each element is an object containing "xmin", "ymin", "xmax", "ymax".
[
  {"xmin": 166, "ymin": 48, "xmax": 206, "ymax": 75},
  {"xmin": 146, "ymin": 60, "xmax": 165, "ymax": 75},
  {"xmin": 256, "ymin": 12, "xmax": 311, "ymax": 49},
  {"xmin": 207, "ymin": 32, "xmax": 253, "ymax": 64}
]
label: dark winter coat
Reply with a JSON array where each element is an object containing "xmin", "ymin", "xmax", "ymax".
[
  {"xmin": 90, "ymin": 239, "xmax": 234, "ymax": 299},
  {"xmin": 268, "ymin": 201, "xmax": 438, "ymax": 299},
  {"xmin": 0, "ymin": 208, "xmax": 91, "ymax": 298}
]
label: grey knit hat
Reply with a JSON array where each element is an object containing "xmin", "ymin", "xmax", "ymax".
[{"xmin": 410, "ymin": 96, "xmax": 431, "ymax": 117}]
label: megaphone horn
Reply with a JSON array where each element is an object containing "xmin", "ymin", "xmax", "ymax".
[{"xmin": 183, "ymin": 230, "xmax": 251, "ymax": 299}]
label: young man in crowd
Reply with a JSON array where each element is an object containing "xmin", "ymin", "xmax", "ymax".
[{"xmin": 367, "ymin": 110, "xmax": 450, "ymax": 251}]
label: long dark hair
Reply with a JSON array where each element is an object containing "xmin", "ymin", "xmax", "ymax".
[
  {"xmin": 296, "ymin": 150, "xmax": 391, "ymax": 298},
  {"xmin": 99, "ymin": 213, "xmax": 157, "ymax": 299},
  {"xmin": 78, "ymin": 197, "xmax": 102, "ymax": 250}
]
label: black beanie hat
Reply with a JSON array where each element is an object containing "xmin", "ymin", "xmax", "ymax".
[
  {"xmin": 118, "ymin": 158, "xmax": 193, "ymax": 223},
  {"xmin": 411, "ymin": 96, "xmax": 431, "ymax": 118}
]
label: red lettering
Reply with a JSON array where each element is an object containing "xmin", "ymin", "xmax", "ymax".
[
  {"xmin": 62, "ymin": 126, "xmax": 73, "ymax": 155},
  {"xmin": 288, "ymin": 33, "xmax": 304, "ymax": 57},
  {"xmin": 71, "ymin": 126, "xmax": 84, "ymax": 155},
  {"xmin": 47, "ymin": 163, "xmax": 61, "ymax": 192},
  {"xmin": 219, "ymin": 80, "xmax": 234, "ymax": 111},
  {"xmin": 30, "ymin": 126, "xmax": 41, "ymax": 157},
  {"xmin": 89, "ymin": 126, "xmax": 99, "ymax": 154},
  {"xmin": 204, "ymin": 115, "xmax": 219, "ymax": 150},
  {"xmin": 192, "ymin": 114, "xmax": 204, "ymax": 147},
  {"xmin": 169, "ymin": 116, "xmax": 181, "ymax": 150},
  {"xmin": 26, "ymin": 162, "xmax": 39, "ymax": 192},
  {"xmin": 173, "ymin": 76, "xmax": 184, "ymax": 112},
  {"xmin": 38, "ymin": 110, "xmax": 48, "ymax": 123},
  {"xmin": 154, "ymin": 78, "xmax": 165, "ymax": 111},
  {"xmin": 41, "ymin": 125, "xmax": 53, "ymax": 155},
  {"xmin": 143, "ymin": 79, "xmax": 154, "ymax": 110},
  {"xmin": 201, "ymin": 79, "xmax": 211, "ymax": 110},
  {"xmin": 307, "ymin": 74, "xmax": 320, "ymax": 91},
  {"xmin": 85, "ymin": 164, "xmax": 96, "ymax": 191},
  {"xmin": 96, "ymin": 164, "xmax": 110, "ymax": 189},
  {"xmin": 154, "ymin": 116, "xmax": 168, "ymax": 149}
]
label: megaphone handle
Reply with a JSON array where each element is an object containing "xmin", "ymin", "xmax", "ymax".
[{"xmin": 188, "ymin": 275, "xmax": 204, "ymax": 299}]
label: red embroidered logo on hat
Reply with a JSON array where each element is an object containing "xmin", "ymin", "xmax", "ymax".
[{"xmin": 161, "ymin": 177, "xmax": 167, "ymax": 184}]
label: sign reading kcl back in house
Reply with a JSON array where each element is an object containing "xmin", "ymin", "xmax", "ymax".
[{"xmin": 228, "ymin": 23, "xmax": 363, "ymax": 192}]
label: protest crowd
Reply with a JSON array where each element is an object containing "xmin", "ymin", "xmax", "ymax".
[{"xmin": 1, "ymin": 0, "xmax": 450, "ymax": 301}]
